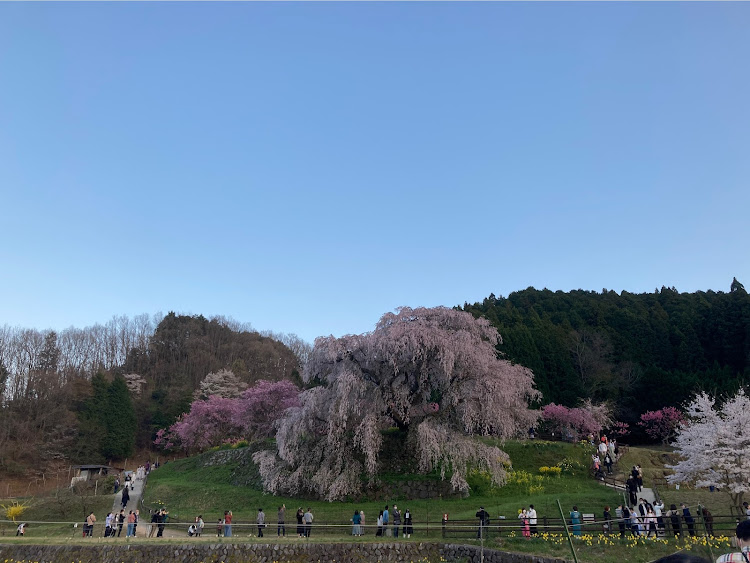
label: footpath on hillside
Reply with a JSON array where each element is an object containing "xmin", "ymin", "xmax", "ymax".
[
  {"xmin": 114, "ymin": 476, "xmax": 191, "ymax": 539},
  {"xmin": 112, "ymin": 478, "xmax": 154, "ymax": 537},
  {"xmin": 601, "ymin": 479, "xmax": 657, "ymax": 505}
]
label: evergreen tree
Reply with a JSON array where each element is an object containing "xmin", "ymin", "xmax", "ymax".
[
  {"xmin": 102, "ymin": 376, "xmax": 137, "ymax": 460},
  {"xmin": 72, "ymin": 373, "xmax": 109, "ymax": 463}
]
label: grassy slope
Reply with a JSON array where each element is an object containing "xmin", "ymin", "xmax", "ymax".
[
  {"xmin": 0, "ymin": 490, "xmax": 113, "ymax": 538},
  {"xmin": 137, "ymin": 440, "xmax": 736, "ymax": 562},
  {"xmin": 616, "ymin": 445, "xmax": 738, "ymax": 516},
  {"xmin": 142, "ymin": 440, "xmax": 622, "ymax": 526},
  {"xmin": 2, "ymin": 441, "xmax": 735, "ymax": 562},
  {"xmin": 616, "ymin": 443, "xmax": 742, "ymax": 551}
]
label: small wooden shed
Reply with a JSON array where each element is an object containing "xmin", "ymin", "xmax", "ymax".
[{"xmin": 70, "ymin": 464, "xmax": 123, "ymax": 487}]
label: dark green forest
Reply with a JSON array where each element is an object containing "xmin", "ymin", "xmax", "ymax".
[{"xmin": 462, "ymin": 278, "xmax": 749, "ymax": 424}]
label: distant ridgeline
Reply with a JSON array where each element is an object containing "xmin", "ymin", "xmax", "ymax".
[{"xmin": 462, "ymin": 278, "xmax": 749, "ymax": 422}]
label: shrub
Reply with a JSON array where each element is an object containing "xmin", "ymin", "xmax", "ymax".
[
  {"xmin": 2, "ymin": 501, "xmax": 29, "ymax": 522},
  {"xmin": 506, "ymin": 470, "xmax": 547, "ymax": 495}
]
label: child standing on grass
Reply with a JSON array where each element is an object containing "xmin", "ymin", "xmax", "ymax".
[{"xmin": 518, "ymin": 508, "xmax": 530, "ymax": 538}]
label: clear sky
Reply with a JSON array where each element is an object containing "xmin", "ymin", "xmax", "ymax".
[{"xmin": 1, "ymin": 2, "xmax": 748, "ymax": 344}]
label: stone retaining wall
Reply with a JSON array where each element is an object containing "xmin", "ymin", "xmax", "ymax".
[{"xmin": 0, "ymin": 542, "xmax": 565, "ymax": 563}]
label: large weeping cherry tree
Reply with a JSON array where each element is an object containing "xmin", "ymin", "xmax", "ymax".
[{"xmin": 253, "ymin": 307, "xmax": 540, "ymax": 501}]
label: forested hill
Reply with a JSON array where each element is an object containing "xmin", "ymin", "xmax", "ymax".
[
  {"xmin": 0, "ymin": 313, "xmax": 306, "ymax": 472},
  {"xmin": 462, "ymin": 278, "xmax": 750, "ymax": 421}
]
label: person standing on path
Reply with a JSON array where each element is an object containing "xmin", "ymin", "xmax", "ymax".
[
  {"xmin": 668, "ymin": 504, "xmax": 682, "ymax": 537},
  {"xmin": 117, "ymin": 510, "xmax": 125, "ymax": 537},
  {"xmin": 277, "ymin": 505, "xmax": 286, "ymax": 537},
  {"xmin": 702, "ymin": 507, "xmax": 714, "ymax": 537},
  {"xmin": 616, "ymin": 505, "xmax": 626, "ymax": 538},
  {"xmin": 303, "ymin": 507, "xmax": 313, "ymax": 538},
  {"xmin": 519, "ymin": 508, "xmax": 531, "ymax": 538},
  {"xmin": 392, "ymin": 505, "xmax": 401, "ymax": 538},
  {"xmin": 627, "ymin": 476, "xmax": 638, "ymax": 506},
  {"xmin": 682, "ymin": 504, "xmax": 696, "ymax": 537},
  {"xmin": 104, "ymin": 512, "xmax": 114, "ymax": 537},
  {"xmin": 476, "ymin": 506, "xmax": 489, "ymax": 539},
  {"xmin": 257, "ymin": 508, "xmax": 266, "ymax": 537},
  {"xmin": 630, "ymin": 506, "xmax": 642, "ymax": 536},
  {"xmin": 86, "ymin": 512, "xmax": 96, "ymax": 537},
  {"xmin": 157, "ymin": 509, "xmax": 167, "ymax": 537},
  {"xmin": 403, "ymin": 508, "xmax": 412, "ymax": 538},
  {"xmin": 528, "ymin": 505, "xmax": 538, "ymax": 536},
  {"xmin": 223, "ymin": 510, "xmax": 232, "ymax": 537},
  {"xmin": 608, "ymin": 440, "xmax": 616, "ymax": 462},
  {"xmin": 360, "ymin": 510, "xmax": 366, "ymax": 536},
  {"xmin": 603, "ymin": 506, "xmax": 612, "ymax": 535},
  {"xmin": 296, "ymin": 508, "xmax": 304, "ymax": 537},
  {"xmin": 148, "ymin": 510, "xmax": 158, "ymax": 537},
  {"xmin": 646, "ymin": 509, "xmax": 658, "ymax": 538},
  {"xmin": 352, "ymin": 509, "xmax": 361, "ymax": 536},
  {"xmin": 197, "ymin": 515, "xmax": 204, "ymax": 537},
  {"xmin": 382, "ymin": 505, "xmax": 390, "ymax": 536},
  {"xmin": 126, "ymin": 511, "xmax": 135, "ymax": 537},
  {"xmin": 570, "ymin": 506, "xmax": 582, "ymax": 537},
  {"xmin": 653, "ymin": 500, "xmax": 665, "ymax": 535}
]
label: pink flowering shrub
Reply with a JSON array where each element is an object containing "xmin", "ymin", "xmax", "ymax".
[
  {"xmin": 542, "ymin": 400, "xmax": 612, "ymax": 441},
  {"xmin": 154, "ymin": 379, "xmax": 301, "ymax": 451},
  {"xmin": 638, "ymin": 407, "xmax": 684, "ymax": 444},
  {"xmin": 609, "ymin": 421, "xmax": 630, "ymax": 438}
]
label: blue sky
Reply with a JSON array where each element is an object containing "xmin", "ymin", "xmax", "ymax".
[{"xmin": 1, "ymin": 2, "xmax": 748, "ymax": 343}]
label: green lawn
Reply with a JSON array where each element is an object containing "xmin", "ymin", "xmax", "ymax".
[
  {"xmin": 3, "ymin": 440, "xmax": 739, "ymax": 563},
  {"xmin": 141, "ymin": 439, "xmax": 622, "ymax": 528}
]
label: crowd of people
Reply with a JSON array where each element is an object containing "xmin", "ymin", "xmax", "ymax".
[
  {"xmin": 370, "ymin": 505, "xmax": 413, "ymax": 538},
  {"xmin": 591, "ymin": 436, "xmax": 619, "ymax": 480},
  {"xmin": 466, "ymin": 496, "xmax": 740, "ymax": 543}
]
